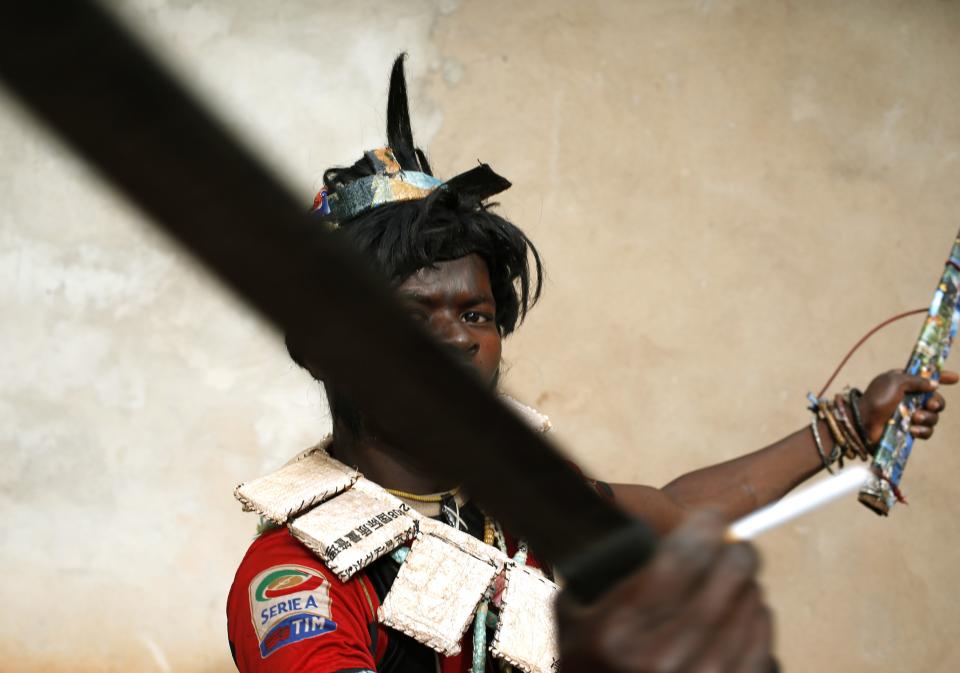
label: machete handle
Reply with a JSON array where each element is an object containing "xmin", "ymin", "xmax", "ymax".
[
  {"xmin": 557, "ymin": 518, "xmax": 657, "ymax": 604},
  {"xmin": 559, "ymin": 519, "xmax": 780, "ymax": 673}
]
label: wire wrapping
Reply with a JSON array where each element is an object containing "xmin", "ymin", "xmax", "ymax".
[{"xmin": 816, "ymin": 308, "xmax": 927, "ymax": 398}]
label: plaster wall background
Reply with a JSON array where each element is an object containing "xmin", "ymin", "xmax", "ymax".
[{"xmin": 2, "ymin": 1, "xmax": 959, "ymax": 671}]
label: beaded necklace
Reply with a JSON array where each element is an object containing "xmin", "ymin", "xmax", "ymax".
[
  {"xmin": 384, "ymin": 486, "xmax": 461, "ymax": 502},
  {"xmin": 385, "ymin": 487, "xmax": 469, "ymax": 532},
  {"xmin": 471, "ymin": 517, "xmax": 527, "ymax": 673}
]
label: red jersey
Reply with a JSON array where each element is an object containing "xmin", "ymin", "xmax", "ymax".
[
  {"xmin": 228, "ymin": 525, "xmax": 523, "ymax": 673},
  {"xmin": 228, "ymin": 475, "xmax": 611, "ymax": 673}
]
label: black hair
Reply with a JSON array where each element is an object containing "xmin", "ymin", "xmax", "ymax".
[
  {"xmin": 335, "ymin": 195, "xmax": 541, "ymax": 336},
  {"xmin": 288, "ymin": 55, "xmax": 543, "ymax": 433}
]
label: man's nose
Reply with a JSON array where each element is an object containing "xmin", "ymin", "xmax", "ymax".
[{"xmin": 431, "ymin": 315, "xmax": 479, "ymax": 357}]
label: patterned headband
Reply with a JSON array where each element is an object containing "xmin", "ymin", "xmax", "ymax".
[
  {"xmin": 312, "ymin": 147, "xmax": 512, "ymax": 225},
  {"xmin": 313, "ymin": 147, "xmax": 442, "ymax": 221}
]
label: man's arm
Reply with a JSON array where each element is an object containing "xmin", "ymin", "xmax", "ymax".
[{"xmin": 610, "ymin": 370, "xmax": 956, "ymax": 529}]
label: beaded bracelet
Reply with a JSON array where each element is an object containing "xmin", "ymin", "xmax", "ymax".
[
  {"xmin": 807, "ymin": 392, "xmax": 877, "ymax": 472},
  {"xmin": 834, "ymin": 394, "xmax": 869, "ymax": 460},
  {"xmin": 817, "ymin": 403, "xmax": 847, "ymax": 469},
  {"xmin": 847, "ymin": 388, "xmax": 872, "ymax": 451},
  {"xmin": 810, "ymin": 415, "xmax": 835, "ymax": 474},
  {"xmin": 830, "ymin": 395, "xmax": 854, "ymax": 460}
]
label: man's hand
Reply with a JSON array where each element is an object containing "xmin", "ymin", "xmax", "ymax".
[
  {"xmin": 556, "ymin": 512, "xmax": 774, "ymax": 673},
  {"xmin": 859, "ymin": 370, "xmax": 958, "ymax": 445}
]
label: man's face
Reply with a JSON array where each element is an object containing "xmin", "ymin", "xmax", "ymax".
[{"xmin": 397, "ymin": 253, "xmax": 502, "ymax": 387}]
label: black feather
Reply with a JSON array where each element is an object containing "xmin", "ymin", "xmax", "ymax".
[
  {"xmin": 442, "ymin": 164, "xmax": 512, "ymax": 206},
  {"xmin": 386, "ymin": 54, "xmax": 421, "ymax": 171},
  {"xmin": 415, "ymin": 148, "xmax": 433, "ymax": 176}
]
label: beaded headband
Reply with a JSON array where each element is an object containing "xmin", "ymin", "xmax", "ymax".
[{"xmin": 312, "ymin": 55, "xmax": 511, "ymax": 224}]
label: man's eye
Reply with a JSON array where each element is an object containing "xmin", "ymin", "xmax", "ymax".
[{"xmin": 463, "ymin": 312, "xmax": 491, "ymax": 324}]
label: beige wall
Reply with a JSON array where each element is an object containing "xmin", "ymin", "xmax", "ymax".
[{"xmin": 3, "ymin": 1, "xmax": 959, "ymax": 671}]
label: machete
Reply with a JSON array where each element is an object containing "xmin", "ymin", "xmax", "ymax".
[{"xmin": 0, "ymin": 2, "xmax": 655, "ymax": 601}]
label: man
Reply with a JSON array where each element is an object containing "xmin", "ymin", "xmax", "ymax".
[{"xmin": 227, "ymin": 56, "xmax": 954, "ymax": 673}]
